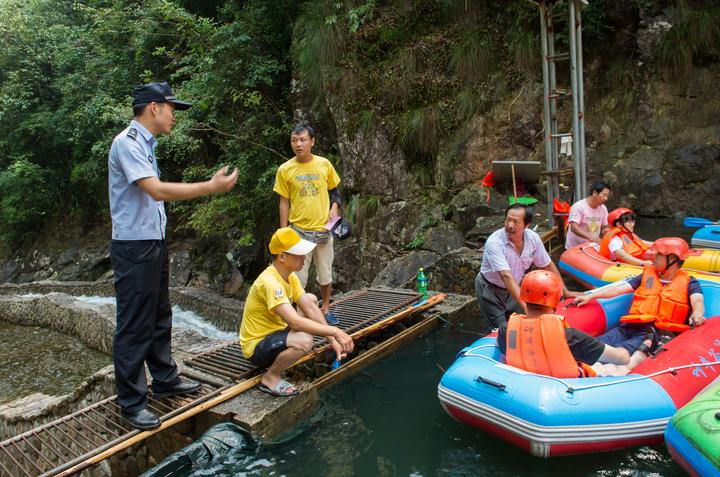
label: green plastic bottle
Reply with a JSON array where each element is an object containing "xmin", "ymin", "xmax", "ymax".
[{"xmin": 417, "ymin": 268, "xmax": 428, "ymax": 299}]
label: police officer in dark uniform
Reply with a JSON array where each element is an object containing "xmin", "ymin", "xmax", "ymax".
[{"xmin": 108, "ymin": 81, "xmax": 238, "ymax": 429}]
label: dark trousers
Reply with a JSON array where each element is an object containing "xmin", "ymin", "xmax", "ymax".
[
  {"xmin": 474, "ymin": 272, "xmax": 523, "ymax": 331},
  {"xmin": 110, "ymin": 240, "xmax": 179, "ymax": 413}
]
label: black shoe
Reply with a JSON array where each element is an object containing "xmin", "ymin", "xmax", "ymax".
[
  {"xmin": 121, "ymin": 408, "xmax": 161, "ymax": 430},
  {"xmin": 152, "ymin": 380, "xmax": 202, "ymax": 399}
]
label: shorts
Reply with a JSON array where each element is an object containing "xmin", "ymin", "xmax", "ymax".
[
  {"xmin": 249, "ymin": 329, "xmax": 289, "ymax": 369},
  {"xmin": 296, "ymin": 236, "xmax": 334, "ymax": 287},
  {"xmin": 565, "ymin": 328, "xmax": 606, "ymax": 364},
  {"xmin": 597, "ymin": 323, "xmax": 652, "ymax": 356}
]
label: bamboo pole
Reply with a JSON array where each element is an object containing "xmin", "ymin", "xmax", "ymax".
[
  {"xmin": 511, "ymin": 164, "xmax": 518, "ymax": 201},
  {"xmin": 314, "ymin": 315, "xmax": 440, "ymax": 390},
  {"xmin": 52, "ymin": 293, "xmax": 447, "ymax": 476}
]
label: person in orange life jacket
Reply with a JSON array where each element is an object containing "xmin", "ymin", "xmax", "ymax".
[
  {"xmin": 497, "ymin": 270, "xmax": 630, "ymax": 375},
  {"xmin": 598, "ymin": 208, "xmax": 653, "ymax": 267},
  {"xmin": 574, "ymin": 237, "xmax": 705, "ymax": 360}
]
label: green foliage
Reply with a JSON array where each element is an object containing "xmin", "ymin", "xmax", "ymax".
[
  {"xmin": 0, "ymin": 160, "xmax": 54, "ymax": 245},
  {"xmin": 449, "ymin": 29, "xmax": 496, "ymax": 85},
  {"xmin": 0, "ymin": 0, "xmax": 301, "ymax": 250},
  {"xmin": 346, "ymin": 193, "xmax": 381, "ymax": 232},
  {"xmin": 347, "ymin": 194, "xmax": 380, "ymax": 220},
  {"xmin": 399, "ymin": 106, "xmax": 440, "ymax": 161},
  {"xmin": 404, "ymin": 236, "xmax": 423, "ymax": 250},
  {"xmin": 456, "ymin": 88, "xmax": 481, "ymax": 120},
  {"xmin": 658, "ymin": 2, "xmax": 720, "ymax": 77},
  {"xmin": 294, "ymin": 1, "xmax": 346, "ymax": 100},
  {"xmin": 412, "ymin": 163, "xmax": 434, "ymax": 188}
]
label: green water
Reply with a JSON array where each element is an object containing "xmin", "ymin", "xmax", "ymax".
[
  {"xmin": 184, "ymin": 323, "xmax": 683, "ymax": 476},
  {"xmin": 0, "ymin": 322, "xmax": 111, "ymax": 404}
]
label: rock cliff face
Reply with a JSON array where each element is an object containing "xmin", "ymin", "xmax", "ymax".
[
  {"xmin": 586, "ymin": 69, "xmax": 720, "ymax": 217},
  {"xmin": 288, "ymin": 6, "xmax": 719, "ymax": 293}
]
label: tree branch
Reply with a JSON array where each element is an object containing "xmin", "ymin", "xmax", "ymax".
[{"xmin": 193, "ymin": 122, "xmax": 289, "ymax": 162}]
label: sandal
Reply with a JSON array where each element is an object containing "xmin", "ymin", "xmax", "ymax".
[
  {"xmin": 258, "ymin": 380, "xmax": 299, "ymax": 397},
  {"xmin": 637, "ymin": 340, "xmax": 653, "ymax": 356},
  {"xmin": 325, "ymin": 311, "xmax": 339, "ymax": 326}
]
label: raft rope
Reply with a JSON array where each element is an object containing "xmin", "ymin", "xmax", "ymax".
[
  {"xmin": 460, "ymin": 344, "xmax": 720, "ymax": 394},
  {"xmin": 579, "ymin": 244, "xmax": 615, "ymax": 265}
]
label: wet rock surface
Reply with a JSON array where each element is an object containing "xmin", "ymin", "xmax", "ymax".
[{"xmin": 371, "ymin": 250, "xmax": 440, "ymax": 288}]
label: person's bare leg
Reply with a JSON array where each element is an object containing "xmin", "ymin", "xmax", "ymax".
[
  {"xmin": 262, "ymin": 331, "xmax": 313, "ymax": 389},
  {"xmin": 262, "ymin": 348, "xmax": 305, "ymax": 389},
  {"xmin": 628, "ymin": 339, "xmax": 653, "ymax": 369},
  {"xmin": 320, "ymin": 283, "xmax": 332, "ymax": 315},
  {"xmin": 598, "ymin": 344, "xmax": 630, "ymax": 365}
]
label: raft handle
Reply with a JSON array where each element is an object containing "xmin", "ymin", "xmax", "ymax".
[{"xmin": 475, "ymin": 375, "xmax": 507, "ymax": 391}]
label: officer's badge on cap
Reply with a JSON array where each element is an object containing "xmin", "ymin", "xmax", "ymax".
[
  {"xmin": 132, "ymin": 81, "xmax": 192, "ymax": 110},
  {"xmin": 269, "ymin": 227, "xmax": 316, "ymax": 255}
]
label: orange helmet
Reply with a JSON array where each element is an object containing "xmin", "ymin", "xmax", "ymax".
[
  {"xmin": 608, "ymin": 207, "xmax": 635, "ymax": 227},
  {"xmin": 519, "ymin": 270, "xmax": 563, "ymax": 309},
  {"xmin": 651, "ymin": 237, "xmax": 690, "ymax": 260}
]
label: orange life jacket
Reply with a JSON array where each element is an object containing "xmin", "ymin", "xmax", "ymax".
[
  {"xmin": 620, "ymin": 267, "xmax": 691, "ymax": 333},
  {"xmin": 599, "ymin": 227, "xmax": 649, "ymax": 260},
  {"xmin": 553, "ymin": 198, "xmax": 571, "ymax": 230},
  {"xmin": 505, "ymin": 313, "xmax": 596, "ymax": 378}
]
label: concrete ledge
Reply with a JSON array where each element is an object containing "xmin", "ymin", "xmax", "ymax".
[
  {"xmin": 169, "ymin": 287, "xmax": 244, "ymax": 332},
  {"xmin": 0, "ymin": 280, "xmax": 245, "ymax": 334},
  {"xmin": 0, "ymin": 280, "xmax": 114, "ymax": 297},
  {"xmin": 199, "ymin": 382, "xmax": 318, "ymax": 441},
  {"xmin": 0, "ymin": 366, "xmax": 115, "ymax": 440}
]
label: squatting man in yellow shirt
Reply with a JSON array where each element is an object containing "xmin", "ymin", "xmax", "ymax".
[
  {"xmin": 274, "ymin": 125, "xmax": 342, "ymax": 324},
  {"xmin": 240, "ymin": 227, "xmax": 354, "ymax": 396}
]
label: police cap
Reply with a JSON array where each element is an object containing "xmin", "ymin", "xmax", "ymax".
[{"xmin": 132, "ymin": 81, "xmax": 192, "ymax": 110}]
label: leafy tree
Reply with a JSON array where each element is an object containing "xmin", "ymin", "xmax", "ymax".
[{"xmin": 0, "ymin": 0, "xmax": 302, "ymax": 253}]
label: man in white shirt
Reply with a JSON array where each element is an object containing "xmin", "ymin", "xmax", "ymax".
[{"xmin": 475, "ymin": 204, "xmax": 577, "ymax": 330}]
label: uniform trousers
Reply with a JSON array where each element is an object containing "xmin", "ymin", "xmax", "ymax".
[{"xmin": 110, "ymin": 239, "xmax": 180, "ymax": 413}]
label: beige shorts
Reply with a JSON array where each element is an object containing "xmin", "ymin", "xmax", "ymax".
[{"xmin": 296, "ymin": 236, "xmax": 334, "ymax": 287}]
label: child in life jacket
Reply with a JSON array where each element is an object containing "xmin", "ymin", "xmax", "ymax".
[
  {"xmin": 574, "ymin": 237, "xmax": 705, "ymax": 363},
  {"xmin": 497, "ymin": 270, "xmax": 631, "ymax": 378},
  {"xmin": 598, "ymin": 208, "xmax": 653, "ymax": 267}
]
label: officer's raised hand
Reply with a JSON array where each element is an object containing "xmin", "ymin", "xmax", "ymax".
[{"xmin": 210, "ymin": 165, "xmax": 238, "ymax": 193}]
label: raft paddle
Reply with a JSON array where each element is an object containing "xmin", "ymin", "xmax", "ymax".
[{"xmin": 683, "ymin": 217, "xmax": 719, "ymax": 228}]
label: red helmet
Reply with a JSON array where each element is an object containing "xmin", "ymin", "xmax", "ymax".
[
  {"xmin": 651, "ymin": 237, "xmax": 690, "ymax": 260},
  {"xmin": 608, "ymin": 207, "xmax": 635, "ymax": 227},
  {"xmin": 519, "ymin": 270, "xmax": 563, "ymax": 309}
]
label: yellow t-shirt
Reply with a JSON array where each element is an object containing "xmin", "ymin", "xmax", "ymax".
[
  {"xmin": 273, "ymin": 155, "xmax": 341, "ymax": 232},
  {"xmin": 239, "ymin": 264, "xmax": 305, "ymax": 358}
]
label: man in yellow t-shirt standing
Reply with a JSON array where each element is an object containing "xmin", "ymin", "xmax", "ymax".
[
  {"xmin": 274, "ymin": 125, "xmax": 342, "ymax": 324},
  {"xmin": 240, "ymin": 227, "xmax": 354, "ymax": 396}
]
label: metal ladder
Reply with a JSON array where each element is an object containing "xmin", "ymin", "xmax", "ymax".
[{"xmin": 537, "ymin": 0, "xmax": 588, "ymax": 220}]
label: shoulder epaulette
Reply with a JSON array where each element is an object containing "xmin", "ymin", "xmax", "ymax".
[{"xmin": 127, "ymin": 128, "xmax": 138, "ymax": 140}]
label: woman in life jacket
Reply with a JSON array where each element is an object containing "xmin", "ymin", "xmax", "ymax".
[
  {"xmin": 496, "ymin": 270, "xmax": 630, "ymax": 378},
  {"xmin": 574, "ymin": 237, "xmax": 705, "ymax": 361},
  {"xmin": 598, "ymin": 208, "xmax": 653, "ymax": 267}
]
